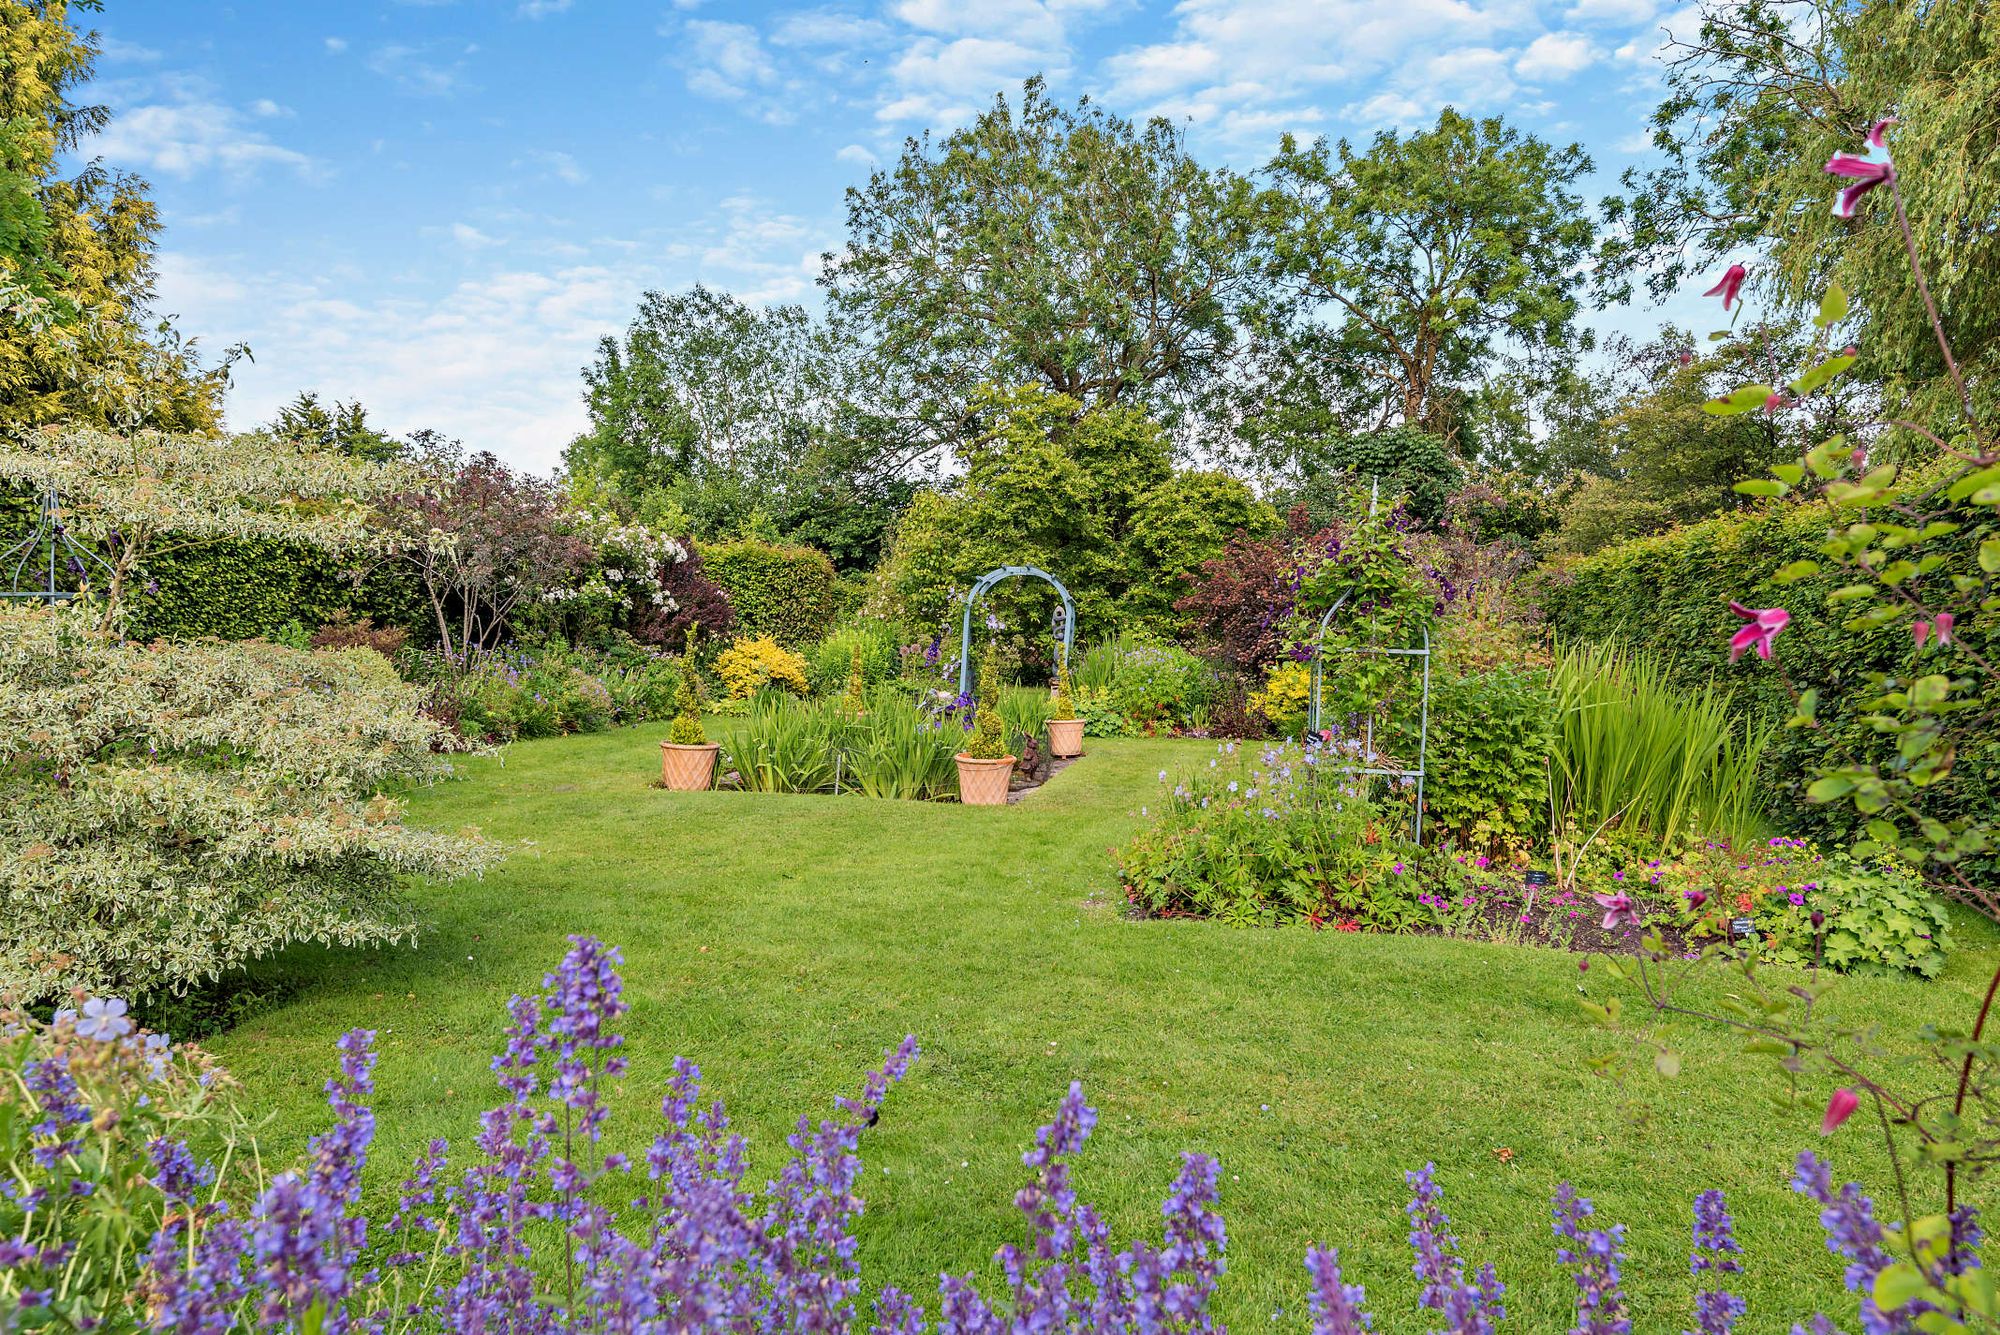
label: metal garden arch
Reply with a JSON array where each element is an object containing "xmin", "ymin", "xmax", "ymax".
[
  {"xmin": 956, "ymin": 566, "xmax": 1076, "ymax": 699},
  {"xmin": 3, "ymin": 490, "xmax": 114, "ymax": 604}
]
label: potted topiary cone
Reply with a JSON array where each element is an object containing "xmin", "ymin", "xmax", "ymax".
[
  {"xmin": 660, "ymin": 626, "xmax": 720, "ymax": 791},
  {"xmin": 955, "ymin": 650, "xmax": 1014, "ymax": 806},
  {"xmin": 1046, "ymin": 657, "xmax": 1084, "ymax": 759}
]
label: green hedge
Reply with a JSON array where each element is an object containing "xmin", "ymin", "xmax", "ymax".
[
  {"xmin": 703, "ymin": 539, "xmax": 838, "ymax": 646},
  {"xmin": 1533, "ymin": 494, "xmax": 1994, "ymax": 872},
  {"xmin": 129, "ymin": 539, "xmax": 426, "ymax": 643}
]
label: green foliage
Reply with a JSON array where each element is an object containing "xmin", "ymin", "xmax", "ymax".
[
  {"xmin": 264, "ymin": 390, "xmax": 403, "ymax": 462},
  {"xmin": 1810, "ymin": 859, "xmax": 1955, "ymax": 979},
  {"xmin": 827, "ymin": 76, "xmax": 1259, "ymax": 444},
  {"xmin": 0, "ymin": 604, "xmax": 491, "ymax": 1002},
  {"xmin": 806, "ymin": 620, "xmax": 902, "ymax": 697},
  {"xmin": 724, "ymin": 696, "xmax": 849, "ymax": 793},
  {"xmin": 1051, "ymin": 656, "xmax": 1077, "ymax": 719},
  {"xmin": 1118, "ymin": 740, "xmax": 1421, "ymax": 928},
  {"xmin": 446, "ymin": 644, "xmax": 620, "ymax": 743},
  {"xmin": 0, "ymin": 0, "xmax": 238, "ymax": 432},
  {"xmin": 995, "ymin": 685, "xmax": 1053, "ymax": 754},
  {"xmin": 1108, "ymin": 642, "xmax": 1216, "ymax": 731},
  {"xmin": 1419, "ymin": 665, "xmax": 1556, "ymax": 855},
  {"xmin": 1536, "ymin": 482, "xmax": 1996, "ymax": 880},
  {"xmin": 1289, "ymin": 428, "xmax": 1464, "ymax": 526},
  {"xmin": 1598, "ymin": 0, "xmax": 2000, "ymax": 431},
  {"xmin": 1547, "ymin": 641, "xmax": 1772, "ymax": 851},
  {"xmin": 125, "ymin": 535, "xmax": 423, "ymax": 643},
  {"xmin": 877, "ymin": 385, "xmax": 1276, "ymax": 643},
  {"xmin": 703, "ymin": 538, "xmax": 838, "ymax": 646},
  {"xmin": 964, "ymin": 650, "xmax": 1011, "ymax": 760},
  {"xmin": 848, "ymin": 693, "xmax": 960, "ymax": 800},
  {"xmin": 1260, "ymin": 109, "xmax": 1595, "ymax": 445}
]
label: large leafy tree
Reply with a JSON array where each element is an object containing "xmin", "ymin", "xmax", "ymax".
[
  {"xmin": 1596, "ymin": 0, "xmax": 1998, "ymax": 433},
  {"xmin": 0, "ymin": 0, "xmax": 237, "ymax": 431},
  {"xmin": 824, "ymin": 77, "xmax": 1261, "ymax": 454},
  {"xmin": 1259, "ymin": 109, "xmax": 1595, "ymax": 448},
  {"xmin": 563, "ymin": 285, "xmax": 906, "ymax": 567}
]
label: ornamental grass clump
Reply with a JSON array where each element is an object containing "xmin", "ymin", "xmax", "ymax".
[{"xmin": 4, "ymin": 935, "xmax": 1951, "ymax": 1330}]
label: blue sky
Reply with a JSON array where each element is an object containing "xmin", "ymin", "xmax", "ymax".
[{"xmin": 86, "ymin": 0, "xmax": 1709, "ymax": 472}]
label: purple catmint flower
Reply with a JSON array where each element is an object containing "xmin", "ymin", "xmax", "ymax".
[
  {"xmin": 1407, "ymin": 1163, "xmax": 1504, "ymax": 1334},
  {"xmin": 1305, "ymin": 1245, "xmax": 1375, "ymax": 1333},
  {"xmin": 1792, "ymin": 1152, "xmax": 1908, "ymax": 1333},
  {"xmin": 1690, "ymin": 1189, "xmax": 1746, "ymax": 1334},
  {"xmin": 25, "ymin": 1055, "xmax": 89, "ymax": 1169},
  {"xmin": 1553, "ymin": 1183, "xmax": 1630, "ymax": 1334},
  {"xmin": 147, "ymin": 1137, "xmax": 216, "ymax": 1204}
]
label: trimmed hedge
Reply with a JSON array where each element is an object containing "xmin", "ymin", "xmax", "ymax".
[
  {"xmin": 1533, "ymin": 494, "xmax": 1994, "ymax": 873},
  {"xmin": 703, "ymin": 539, "xmax": 838, "ymax": 646},
  {"xmin": 129, "ymin": 539, "xmax": 426, "ymax": 643}
]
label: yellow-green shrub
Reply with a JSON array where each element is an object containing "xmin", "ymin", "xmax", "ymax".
[{"xmin": 715, "ymin": 636, "xmax": 811, "ymax": 699}]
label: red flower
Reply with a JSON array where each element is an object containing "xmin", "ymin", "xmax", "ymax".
[
  {"xmin": 1727, "ymin": 602, "xmax": 1790, "ymax": 663},
  {"xmin": 1821, "ymin": 1087, "xmax": 1859, "ymax": 1136},
  {"xmin": 1702, "ymin": 263, "xmax": 1747, "ymax": 310},
  {"xmin": 1827, "ymin": 152, "xmax": 1893, "ymax": 219}
]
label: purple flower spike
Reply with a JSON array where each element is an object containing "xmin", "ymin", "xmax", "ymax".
[
  {"xmin": 1552, "ymin": 1183, "xmax": 1630, "ymax": 1335},
  {"xmin": 1407, "ymin": 1164, "xmax": 1504, "ymax": 1334},
  {"xmin": 1690, "ymin": 1189, "xmax": 1746, "ymax": 1334},
  {"xmin": 1305, "ymin": 1245, "xmax": 1375, "ymax": 1333}
]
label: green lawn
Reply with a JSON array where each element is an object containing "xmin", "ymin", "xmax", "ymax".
[{"xmin": 211, "ymin": 726, "xmax": 2000, "ymax": 1330}]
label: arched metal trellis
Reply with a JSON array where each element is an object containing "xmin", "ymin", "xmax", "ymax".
[
  {"xmin": 956, "ymin": 566, "xmax": 1076, "ymax": 699},
  {"xmin": 1305, "ymin": 595, "xmax": 1434, "ymax": 844},
  {"xmin": 3, "ymin": 489, "xmax": 114, "ymax": 603}
]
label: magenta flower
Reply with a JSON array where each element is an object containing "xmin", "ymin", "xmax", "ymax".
[
  {"xmin": 1685, "ymin": 889, "xmax": 1708, "ymax": 911},
  {"xmin": 1592, "ymin": 891, "xmax": 1638, "ymax": 931},
  {"xmin": 1821, "ymin": 1088, "xmax": 1860, "ymax": 1136},
  {"xmin": 1935, "ymin": 612, "xmax": 1956, "ymax": 645},
  {"xmin": 1827, "ymin": 122, "xmax": 1896, "ymax": 218},
  {"xmin": 1702, "ymin": 263, "xmax": 1747, "ymax": 310},
  {"xmin": 1727, "ymin": 602, "xmax": 1789, "ymax": 663}
]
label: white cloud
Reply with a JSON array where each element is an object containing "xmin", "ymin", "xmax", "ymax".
[
  {"xmin": 324, "ymin": 36, "xmax": 349, "ymax": 54},
  {"xmin": 97, "ymin": 36, "xmax": 163, "ymax": 63},
  {"xmin": 524, "ymin": 149, "xmax": 589, "ymax": 184},
  {"xmin": 771, "ymin": 10, "xmax": 892, "ymax": 47},
  {"xmin": 1515, "ymin": 31, "xmax": 1598, "ymax": 80},
  {"xmin": 835, "ymin": 143, "xmax": 876, "ymax": 166},
  {"xmin": 94, "ymin": 86, "xmax": 316, "ymax": 180},
  {"xmin": 518, "ymin": 0, "xmax": 573, "ymax": 14},
  {"xmin": 674, "ymin": 20, "xmax": 802, "ymax": 122},
  {"xmin": 248, "ymin": 98, "xmax": 293, "ymax": 118},
  {"xmin": 366, "ymin": 44, "xmax": 472, "ymax": 96},
  {"xmin": 447, "ymin": 222, "xmax": 501, "ymax": 249},
  {"xmin": 1568, "ymin": 0, "xmax": 1657, "ymax": 20}
]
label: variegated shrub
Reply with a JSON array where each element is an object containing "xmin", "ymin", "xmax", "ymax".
[{"xmin": 0, "ymin": 603, "xmax": 492, "ymax": 1002}]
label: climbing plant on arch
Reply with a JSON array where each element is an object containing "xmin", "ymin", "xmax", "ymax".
[{"xmin": 956, "ymin": 565, "xmax": 1076, "ymax": 698}]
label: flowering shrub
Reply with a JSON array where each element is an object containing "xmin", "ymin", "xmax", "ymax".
[
  {"xmin": 716, "ymin": 635, "xmax": 813, "ymax": 699},
  {"xmin": 1119, "ymin": 737, "xmax": 1422, "ymax": 929},
  {"xmin": 446, "ymin": 644, "xmax": 625, "ymax": 741},
  {"xmin": 1, "ymin": 936, "xmax": 1949, "ymax": 1332},
  {"xmin": 0, "ymin": 604, "xmax": 493, "ymax": 1003},
  {"xmin": 0, "ymin": 995, "xmax": 248, "ymax": 1328}
]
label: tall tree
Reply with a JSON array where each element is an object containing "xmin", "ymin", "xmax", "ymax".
[
  {"xmin": 0, "ymin": 0, "xmax": 237, "ymax": 432},
  {"xmin": 265, "ymin": 391, "xmax": 402, "ymax": 462},
  {"xmin": 1259, "ymin": 109, "xmax": 1595, "ymax": 448},
  {"xmin": 1596, "ymin": 0, "xmax": 1998, "ymax": 435},
  {"xmin": 563, "ymin": 285, "xmax": 908, "ymax": 567},
  {"xmin": 824, "ymin": 77, "xmax": 1261, "ymax": 454}
]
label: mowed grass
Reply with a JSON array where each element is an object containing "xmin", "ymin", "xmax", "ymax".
[{"xmin": 210, "ymin": 727, "xmax": 2000, "ymax": 1330}]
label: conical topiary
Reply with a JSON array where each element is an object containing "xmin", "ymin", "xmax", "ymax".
[
  {"xmin": 963, "ymin": 649, "xmax": 1010, "ymax": 760},
  {"xmin": 668, "ymin": 625, "xmax": 706, "ymax": 745}
]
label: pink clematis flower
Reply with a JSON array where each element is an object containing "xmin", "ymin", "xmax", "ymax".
[
  {"xmin": 1728, "ymin": 602, "xmax": 1790, "ymax": 663},
  {"xmin": 1935, "ymin": 612, "xmax": 1956, "ymax": 644},
  {"xmin": 1865, "ymin": 117, "xmax": 1897, "ymax": 150},
  {"xmin": 1593, "ymin": 890, "xmax": 1638, "ymax": 931},
  {"xmin": 1821, "ymin": 1087, "xmax": 1860, "ymax": 1136},
  {"xmin": 1702, "ymin": 263, "xmax": 1747, "ymax": 310}
]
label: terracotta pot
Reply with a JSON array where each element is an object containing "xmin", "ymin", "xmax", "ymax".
[
  {"xmin": 1046, "ymin": 718, "xmax": 1085, "ymax": 758},
  {"xmin": 660, "ymin": 741, "xmax": 720, "ymax": 791},
  {"xmin": 955, "ymin": 753, "xmax": 1016, "ymax": 806}
]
